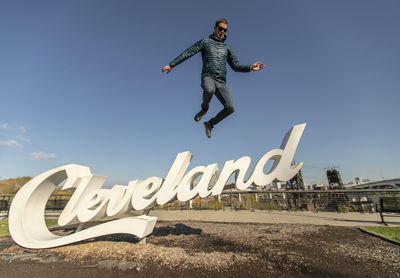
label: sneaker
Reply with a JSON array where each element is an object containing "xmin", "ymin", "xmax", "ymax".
[
  {"xmin": 194, "ymin": 110, "xmax": 206, "ymax": 122},
  {"xmin": 204, "ymin": 122, "xmax": 212, "ymax": 138}
]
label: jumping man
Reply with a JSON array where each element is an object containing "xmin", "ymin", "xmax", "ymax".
[{"xmin": 162, "ymin": 19, "xmax": 264, "ymax": 138}]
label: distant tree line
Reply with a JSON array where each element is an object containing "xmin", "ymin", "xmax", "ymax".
[
  {"xmin": 0, "ymin": 177, "xmax": 32, "ymax": 194},
  {"xmin": 0, "ymin": 177, "xmax": 74, "ymax": 195}
]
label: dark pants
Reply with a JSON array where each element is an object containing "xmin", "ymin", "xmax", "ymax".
[{"xmin": 200, "ymin": 76, "xmax": 235, "ymax": 127}]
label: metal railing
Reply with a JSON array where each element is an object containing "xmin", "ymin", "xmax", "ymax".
[
  {"xmin": 1, "ymin": 189, "xmax": 400, "ymax": 213},
  {"xmin": 157, "ymin": 189, "xmax": 400, "ymax": 213},
  {"xmin": 0, "ymin": 194, "xmax": 13, "ymax": 212},
  {"xmin": 0, "ymin": 194, "xmax": 71, "ymax": 213}
]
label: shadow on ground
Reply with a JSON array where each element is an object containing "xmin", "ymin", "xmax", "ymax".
[{"xmin": 1, "ymin": 221, "xmax": 399, "ymax": 278}]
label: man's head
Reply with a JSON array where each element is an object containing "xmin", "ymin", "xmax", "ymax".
[{"xmin": 214, "ymin": 18, "xmax": 228, "ymax": 40}]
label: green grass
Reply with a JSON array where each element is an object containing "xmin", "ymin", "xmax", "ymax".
[
  {"xmin": 0, "ymin": 219, "xmax": 58, "ymax": 237},
  {"xmin": 362, "ymin": 226, "xmax": 400, "ymax": 243},
  {"xmin": 0, "ymin": 219, "xmax": 8, "ymax": 237}
]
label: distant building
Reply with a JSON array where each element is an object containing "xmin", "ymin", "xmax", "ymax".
[{"xmin": 347, "ymin": 178, "xmax": 400, "ymax": 189}]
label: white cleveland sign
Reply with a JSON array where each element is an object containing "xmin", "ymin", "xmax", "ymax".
[{"xmin": 9, "ymin": 123, "xmax": 306, "ymax": 249}]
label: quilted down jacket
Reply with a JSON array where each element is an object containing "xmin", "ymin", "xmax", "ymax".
[{"xmin": 169, "ymin": 34, "xmax": 251, "ymax": 82}]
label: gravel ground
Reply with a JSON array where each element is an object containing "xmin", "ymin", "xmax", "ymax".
[{"xmin": 1, "ymin": 221, "xmax": 400, "ymax": 277}]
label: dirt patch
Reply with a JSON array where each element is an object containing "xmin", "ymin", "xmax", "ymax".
[{"xmin": 1, "ymin": 221, "xmax": 400, "ymax": 277}]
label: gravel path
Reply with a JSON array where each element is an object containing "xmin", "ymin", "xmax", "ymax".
[{"xmin": 1, "ymin": 221, "xmax": 399, "ymax": 277}]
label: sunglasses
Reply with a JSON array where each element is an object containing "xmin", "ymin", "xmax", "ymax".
[{"xmin": 217, "ymin": 26, "xmax": 228, "ymax": 32}]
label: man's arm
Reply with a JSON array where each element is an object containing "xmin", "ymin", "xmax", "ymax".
[
  {"xmin": 227, "ymin": 48, "xmax": 264, "ymax": 72},
  {"xmin": 162, "ymin": 39, "xmax": 205, "ymax": 74},
  {"xmin": 227, "ymin": 48, "xmax": 251, "ymax": 72}
]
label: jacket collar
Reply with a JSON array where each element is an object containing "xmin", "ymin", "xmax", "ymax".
[{"xmin": 210, "ymin": 33, "xmax": 227, "ymax": 42}]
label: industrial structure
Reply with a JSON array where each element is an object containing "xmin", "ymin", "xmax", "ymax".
[
  {"xmin": 326, "ymin": 167, "xmax": 344, "ymax": 189},
  {"xmin": 286, "ymin": 169, "xmax": 306, "ymax": 190}
]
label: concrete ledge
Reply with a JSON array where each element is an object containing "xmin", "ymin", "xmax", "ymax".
[
  {"xmin": 149, "ymin": 210, "xmax": 400, "ymax": 227},
  {"xmin": 2, "ymin": 210, "xmax": 400, "ymax": 227}
]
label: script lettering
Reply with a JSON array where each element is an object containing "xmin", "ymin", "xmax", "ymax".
[{"xmin": 8, "ymin": 123, "xmax": 306, "ymax": 249}]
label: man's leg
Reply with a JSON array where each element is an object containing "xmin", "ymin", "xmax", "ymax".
[
  {"xmin": 208, "ymin": 81, "xmax": 235, "ymax": 127},
  {"xmin": 195, "ymin": 76, "xmax": 215, "ymax": 122}
]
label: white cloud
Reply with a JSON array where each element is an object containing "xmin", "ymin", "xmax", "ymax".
[
  {"xmin": 1, "ymin": 123, "xmax": 26, "ymax": 132},
  {"xmin": 16, "ymin": 135, "xmax": 31, "ymax": 143},
  {"xmin": 31, "ymin": 152, "xmax": 57, "ymax": 160},
  {"xmin": 17, "ymin": 126, "xmax": 26, "ymax": 132},
  {"xmin": 0, "ymin": 140, "xmax": 22, "ymax": 147},
  {"xmin": 0, "ymin": 123, "xmax": 28, "ymax": 147}
]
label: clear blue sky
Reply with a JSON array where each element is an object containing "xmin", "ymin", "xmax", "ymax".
[{"xmin": 1, "ymin": 0, "xmax": 399, "ymax": 186}]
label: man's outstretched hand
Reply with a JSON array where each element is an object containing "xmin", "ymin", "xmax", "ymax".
[
  {"xmin": 162, "ymin": 65, "xmax": 172, "ymax": 74},
  {"xmin": 250, "ymin": 62, "xmax": 265, "ymax": 71}
]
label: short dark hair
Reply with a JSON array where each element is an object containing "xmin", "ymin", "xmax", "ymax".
[{"xmin": 215, "ymin": 18, "xmax": 228, "ymax": 27}]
